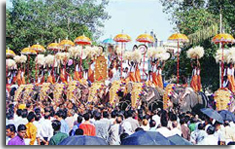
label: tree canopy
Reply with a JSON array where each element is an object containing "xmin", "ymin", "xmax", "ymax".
[
  {"xmin": 160, "ymin": 0, "xmax": 235, "ymax": 92},
  {"xmin": 6, "ymin": 0, "xmax": 110, "ymax": 54}
]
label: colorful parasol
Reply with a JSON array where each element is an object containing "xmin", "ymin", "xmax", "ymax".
[
  {"xmin": 114, "ymin": 32, "xmax": 132, "ymax": 76},
  {"xmin": 212, "ymin": 33, "xmax": 235, "ymax": 87},
  {"xmin": 102, "ymin": 38, "xmax": 115, "ymax": 45},
  {"xmin": 74, "ymin": 35, "xmax": 92, "ymax": 73},
  {"xmin": 212, "ymin": 33, "xmax": 235, "ymax": 44},
  {"xmin": 59, "ymin": 38, "xmax": 75, "ymax": 51},
  {"xmin": 47, "ymin": 42, "xmax": 62, "ymax": 51},
  {"xmin": 114, "ymin": 33, "xmax": 131, "ymax": 43},
  {"xmin": 74, "ymin": 35, "xmax": 92, "ymax": 45},
  {"xmin": 136, "ymin": 33, "xmax": 154, "ymax": 43},
  {"xmin": 6, "ymin": 48, "xmax": 16, "ymax": 58},
  {"xmin": 168, "ymin": 33, "xmax": 189, "ymax": 84},
  {"xmin": 31, "ymin": 43, "xmax": 46, "ymax": 53},
  {"xmin": 21, "ymin": 46, "xmax": 37, "ymax": 83}
]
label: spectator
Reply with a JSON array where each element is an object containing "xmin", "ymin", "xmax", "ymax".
[
  {"xmin": 141, "ymin": 119, "xmax": 150, "ymax": 131},
  {"xmin": 6, "ymin": 124, "xmax": 16, "ymax": 145},
  {"xmin": 94, "ymin": 112, "xmax": 109, "ymax": 141},
  {"xmin": 71, "ymin": 115, "xmax": 83, "ymax": 136},
  {"xmin": 79, "ymin": 113, "xmax": 96, "ymax": 136},
  {"xmin": 21, "ymin": 109, "xmax": 29, "ymax": 125},
  {"xmin": 171, "ymin": 121, "xmax": 182, "ymax": 136},
  {"xmin": 180, "ymin": 117, "xmax": 190, "ymax": 141},
  {"xmin": 8, "ymin": 124, "xmax": 26, "ymax": 145},
  {"xmin": 108, "ymin": 114, "xmax": 123, "ymax": 145},
  {"xmin": 6, "ymin": 112, "xmax": 14, "ymax": 125},
  {"xmin": 33, "ymin": 114, "xmax": 42, "ymax": 145},
  {"xmin": 120, "ymin": 110, "xmax": 139, "ymax": 134},
  {"xmin": 149, "ymin": 119, "xmax": 157, "ymax": 131},
  {"xmin": 156, "ymin": 113, "xmax": 172, "ymax": 137},
  {"xmin": 55, "ymin": 110, "xmax": 69, "ymax": 135},
  {"xmin": 74, "ymin": 128, "xmax": 84, "ymax": 135},
  {"xmin": 24, "ymin": 112, "xmax": 37, "ymax": 145},
  {"xmin": 223, "ymin": 121, "xmax": 235, "ymax": 144},
  {"xmin": 49, "ymin": 120, "xmax": 68, "ymax": 145},
  {"xmin": 65, "ymin": 109, "xmax": 76, "ymax": 131},
  {"xmin": 198, "ymin": 126, "xmax": 217, "ymax": 145},
  {"xmin": 190, "ymin": 123, "xmax": 207, "ymax": 144},
  {"xmin": 39, "ymin": 113, "xmax": 53, "ymax": 145}
]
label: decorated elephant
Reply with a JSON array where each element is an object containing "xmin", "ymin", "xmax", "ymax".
[{"xmin": 165, "ymin": 84, "xmax": 209, "ymax": 113}]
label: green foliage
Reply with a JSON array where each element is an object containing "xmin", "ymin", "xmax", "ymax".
[
  {"xmin": 6, "ymin": 0, "xmax": 110, "ymax": 54},
  {"xmin": 160, "ymin": 0, "xmax": 235, "ymax": 92}
]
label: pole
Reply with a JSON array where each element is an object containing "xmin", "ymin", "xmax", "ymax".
[
  {"xmin": 219, "ymin": 7, "xmax": 223, "ymax": 88},
  {"xmin": 221, "ymin": 43, "xmax": 224, "ymax": 87},
  {"xmin": 121, "ymin": 42, "xmax": 123, "ymax": 77},
  {"xmin": 27, "ymin": 55, "xmax": 30, "ymax": 84},
  {"xmin": 177, "ymin": 40, "xmax": 180, "ymax": 84}
]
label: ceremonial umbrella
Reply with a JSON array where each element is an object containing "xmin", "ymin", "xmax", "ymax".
[
  {"xmin": 31, "ymin": 43, "xmax": 45, "ymax": 81},
  {"xmin": 58, "ymin": 136, "xmax": 108, "ymax": 145},
  {"xmin": 31, "ymin": 43, "xmax": 46, "ymax": 53},
  {"xmin": 136, "ymin": 33, "xmax": 154, "ymax": 81},
  {"xmin": 6, "ymin": 47, "xmax": 16, "ymax": 58},
  {"xmin": 21, "ymin": 46, "xmax": 37, "ymax": 83},
  {"xmin": 59, "ymin": 38, "xmax": 75, "ymax": 71},
  {"xmin": 114, "ymin": 32, "xmax": 131, "ymax": 76},
  {"xmin": 59, "ymin": 38, "xmax": 75, "ymax": 51},
  {"xmin": 121, "ymin": 130, "xmax": 175, "ymax": 145},
  {"xmin": 74, "ymin": 35, "xmax": 92, "ymax": 69},
  {"xmin": 212, "ymin": 33, "xmax": 234, "ymax": 86},
  {"xmin": 200, "ymin": 108, "xmax": 224, "ymax": 124},
  {"xmin": 102, "ymin": 38, "xmax": 115, "ymax": 45},
  {"xmin": 168, "ymin": 33, "xmax": 189, "ymax": 84},
  {"xmin": 47, "ymin": 41, "xmax": 62, "ymax": 77}
]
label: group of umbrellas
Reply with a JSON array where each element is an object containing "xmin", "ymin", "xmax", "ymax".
[
  {"xmin": 6, "ymin": 31, "xmax": 235, "ymax": 85},
  {"xmin": 58, "ymin": 131, "xmax": 192, "ymax": 145}
]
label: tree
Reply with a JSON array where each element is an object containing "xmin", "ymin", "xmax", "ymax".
[
  {"xmin": 160, "ymin": 0, "xmax": 235, "ymax": 92},
  {"xmin": 6, "ymin": 0, "xmax": 110, "ymax": 53}
]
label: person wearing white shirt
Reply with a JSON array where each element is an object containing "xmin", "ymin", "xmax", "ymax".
[
  {"xmin": 171, "ymin": 121, "xmax": 182, "ymax": 136},
  {"xmin": 108, "ymin": 115, "xmax": 122, "ymax": 145},
  {"xmin": 33, "ymin": 114, "xmax": 42, "ymax": 145},
  {"xmin": 198, "ymin": 126, "xmax": 218, "ymax": 145},
  {"xmin": 39, "ymin": 114, "xmax": 53, "ymax": 145}
]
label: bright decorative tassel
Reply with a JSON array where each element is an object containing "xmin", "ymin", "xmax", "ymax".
[
  {"xmin": 6, "ymin": 59, "xmax": 16, "ymax": 68},
  {"xmin": 35, "ymin": 54, "xmax": 45, "ymax": 65},
  {"xmin": 214, "ymin": 48, "xmax": 229, "ymax": 63}
]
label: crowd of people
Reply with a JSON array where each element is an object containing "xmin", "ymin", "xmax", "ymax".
[{"xmin": 6, "ymin": 102, "xmax": 235, "ymax": 145}]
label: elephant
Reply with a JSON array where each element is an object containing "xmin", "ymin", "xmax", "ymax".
[{"xmin": 169, "ymin": 85, "xmax": 209, "ymax": 113}]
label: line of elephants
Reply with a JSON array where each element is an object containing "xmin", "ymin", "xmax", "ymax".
[{"xmin": 8, "ymin": 81, "xmax": 235, "ymax": 115}]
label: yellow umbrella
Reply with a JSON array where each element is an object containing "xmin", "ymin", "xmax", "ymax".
[
  {"xmin": 114, "ymin": 34, "xmax": 131, "ymax": 43},
  {"xmin": 6, "ymin": 48, "xmax": 16, "ymax": 58},
  {"xmin": 31, "ymin": 43, "xmax": 45, "ymax": 53},
  {"xmin": 47, "ymin": 42, "xmax": 62, "ymax": 51},
  {"xmin": 168, "ymin": 33, "xmax": 189, "ymax": 84},
  {"xmin": 212, "ymin": 33, "xmax": 235, "ymax": 86},
  {"xmin": 59, "ymin": 39, "xmax": 75, "ymax": 51},
  {"xmin": 136, "ymin": 33, "xmax": 154, "ymax": 43},
  {"xmin": 212, "ymin": 33, "xmax": 235, "ymax": 44},
  {"xmin": 74, "ymin": 35, "xmax": 92, "ymax": 45},
  {"xmin": 21, "ymin": 47, "xmax": 37, "ymax": 55},
  {"xmin": 168, "ymin": 33, "xmax": 189, "ymax": 42},
  {"xmin": 21, "ymin": 46, "xmax": 37, "ymax": 83}
]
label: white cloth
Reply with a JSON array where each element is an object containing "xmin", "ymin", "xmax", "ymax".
[
  {"xmin": 39, "ymin": 119, "xmax": 53, "ymax": 141},
  {"xmin": 171, "ymin": 128, "xmax": 182, "ymax": 136},
  {"xmin": 192, "ymin": 69, "xmax": 197, "ymax": 76},
  {"xmin": 6, "ymin": 119, "xmax": 15, "ymax": 126},
  {"xmin": 130, "ymin": 66, "xmax": 135, "ymax": 72},
  {"xmin": 121, "ymin": 121, "xmax": 133, "ymax": 135},
  {"xmin": 197, "ymin": 135, "xmax": 218, "ymax": 145},
  {"xmin": 75, "ymin": 64, "xmax": 79, "ymax": 71},
  {"xmin": 156, "ymin": 127, "xmax": 173, "ymax": 137},
  {"xmin": 227, "ymin": 68, "xmax": 234, "ymax": 76},
  {"xmin": 157, "ymin": 69, "xmax": 162, "ymax": 75},
  {"xmin": 152, "ymin": 115, "xmax": 161, "ymax": 128},
  {"xmin": 108, "ymin": 124, "xmax": 121, "ymax": 145},
  {"xmin": 141, "ymin": 125, "xmax": 150, "ymax": 131},
  {"xmin": 33, "ymin": 121, "xmax": 41, "ymax": 138},
  {"xmin": 65, "ymin": 116, "xmax": 76, "ymax": 131},
  {"xmin": 152, "ymin": 66, "xmax": 157, "ymax": 73}
]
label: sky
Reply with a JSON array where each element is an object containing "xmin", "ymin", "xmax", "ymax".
[
  {"xmin": 99, "ymin": 0, "xmax": 175, "ymax": 49},
  {"xmin": 6, "ymin": 0, "xmax": 175, "ymax": 49}
]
